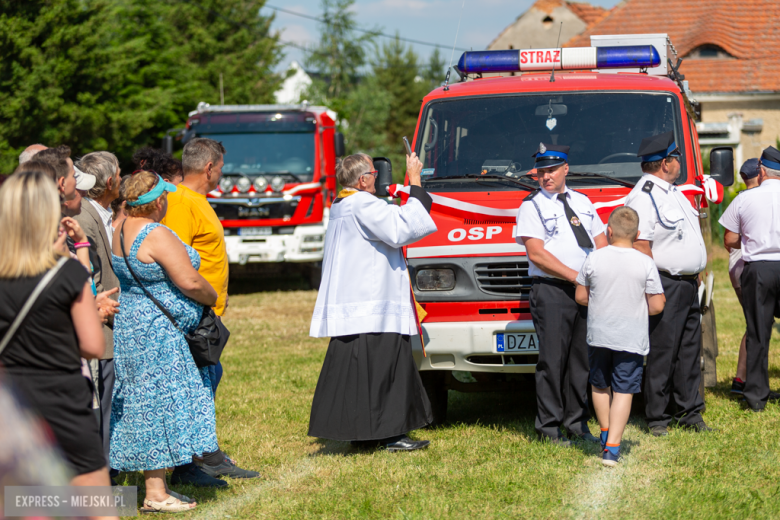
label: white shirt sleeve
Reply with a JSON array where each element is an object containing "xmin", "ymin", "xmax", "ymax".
[
  {"xmin": 718, "ymin": 196, "xmax": 741, "ymax": 234},
  {"xmin": 625, "ymin": 192, "xmax": 658, "ymax": 241},
  {"xmin": 576, "ymin": 254, "xmax": 592, "ymax": 286},
  {"xmin": 645, "ymin": 260, "xmax": 664, "ymax": 294},
  {"xmin": 587, "ymin": 200, "xmax": 606, "ymax": 238},
  {"xmin": 352, "ymin": 194, "xmax": 437, "ymax": 248},
  {"xmin": 516, "ymin": 197, "xmax": 545, "ymax": 244}
]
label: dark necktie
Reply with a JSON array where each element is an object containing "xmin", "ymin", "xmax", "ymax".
[{"xmin": 557, "ymin": 193, "xmax": 593, "ymax": 248}]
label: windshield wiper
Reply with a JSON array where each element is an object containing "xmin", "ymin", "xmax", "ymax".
[
  {"xmin": 567, "ymin": 172, "xmax": 635, "ymax": 188},
  {"xmin": 425, "ymin": 174, "xmax": 537, "ymax": 191}
]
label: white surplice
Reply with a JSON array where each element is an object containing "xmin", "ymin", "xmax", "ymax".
[{"xmin": 310, "ymin": 191, "xmax": 437, "ymax": 337}]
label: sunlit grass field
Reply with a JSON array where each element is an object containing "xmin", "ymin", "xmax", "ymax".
[{"xmin": 117, "ymin": 254, "xmax": 780, "ymax": 519}]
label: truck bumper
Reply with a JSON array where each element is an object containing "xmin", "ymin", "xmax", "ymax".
[
  {"xmin": 224, "ymin": 225, "xmax": 325, "ymax": 264},
  {"xmin": 411, "ymin": 319, "xmax": 538, "ymax": 374}
]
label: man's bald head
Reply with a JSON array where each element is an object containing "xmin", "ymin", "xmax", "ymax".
[{"xmin": 19, "ymin": 144, "xmax": 47, "ymax": 164}]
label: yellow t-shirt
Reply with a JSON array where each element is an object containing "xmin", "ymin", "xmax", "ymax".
[{"xmin": 161, "ymin": 184, "xmax": 228, "ymax": 316}]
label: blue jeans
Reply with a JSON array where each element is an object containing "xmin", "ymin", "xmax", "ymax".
[{"xmin": 208, "ymin": 361, "xmax": 223, "ymax": 396}]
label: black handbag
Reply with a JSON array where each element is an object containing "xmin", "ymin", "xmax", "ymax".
[{"xmin": 120, "ymin": 222, "xmax": 229, "ymax": 368}]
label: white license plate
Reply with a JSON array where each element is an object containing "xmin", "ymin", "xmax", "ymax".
[
  {"xmin": 238, "ymin": 227, "xmax": 272, "ymax": 236},
  {"xmin": 495, "ymin": 332, "xmax": 539, "ymax": 353}
]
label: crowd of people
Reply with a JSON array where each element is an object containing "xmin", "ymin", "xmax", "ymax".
[
  {"xmin": 308, "ymin": 134, "xmax": 780, "ymax": 468},
  {"xmin": 1, "ymin": 127, "xmax": 779, "ymax": 514},
  {"xmin": 0, "ymin": 138, "xmax": 258, "ymax": 515}
]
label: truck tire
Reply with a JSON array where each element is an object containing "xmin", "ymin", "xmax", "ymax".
[
  {"xmin": 420, "ymin": 370, "xmax": 448, "ymax": 427},
  {"xmin": 701, "ymin": 298, "xmax": 718, "ymax": 388},
  {"xmin": 308, "ymin": 263, "xmax": 322, "ymax": 290}
]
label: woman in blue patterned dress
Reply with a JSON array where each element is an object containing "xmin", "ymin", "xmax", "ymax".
[{"xmin": 110, "ymin": 171, "xmax": 218, "ymax": 514}]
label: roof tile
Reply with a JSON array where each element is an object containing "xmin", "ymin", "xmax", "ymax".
[{"xmin": 565, "ymin": 0, "xmax": 780, "ymax": 93}]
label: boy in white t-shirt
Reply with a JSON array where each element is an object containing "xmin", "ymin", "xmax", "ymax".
[{"xmin": 575, "ymin": 207, "xmax": 666, "ymax": 467}]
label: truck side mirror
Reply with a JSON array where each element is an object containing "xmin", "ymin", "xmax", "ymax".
[
  {"xmin": 373, "ymin": 157, "xmax": 393, "ymax": 197},
  {"xmin": 162, "ymin": 135, "xmax": 173, "ymax": 155},
  {"xmin": 709, "ymin": 147, "xmax": 734, "ymax": 187},
  {"xmin": 334, "ymin": 132, "xmax": 345, "ymax": 157}
]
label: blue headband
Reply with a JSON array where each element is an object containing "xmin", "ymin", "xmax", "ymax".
[
  {"xmin": 126, "ymin": 175, "xmax": 177, "ymax": 207},
  {"xmin": 535, "ymin": 150, "xmax": 568, "ymax": 161},
  {"xmin": 761, "ymin": 158, "xmax": 780, "ymax": 171},
  {"xmin": 641, "ymin": 142, "xmax": 679, "ymax": 162}
]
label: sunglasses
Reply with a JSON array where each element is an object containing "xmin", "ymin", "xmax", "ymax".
[{"xmin": 361, "ymin": 170, "xmax": 379, "ymax": 178}]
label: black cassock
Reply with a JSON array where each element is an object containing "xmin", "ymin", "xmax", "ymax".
[{"xmin": 308, "ymin": 332, "xmax": 432, "ymax": 442}]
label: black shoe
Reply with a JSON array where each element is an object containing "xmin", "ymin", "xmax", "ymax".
[
  {"xmin": 171, "ymin": 463, "xmax": 228, "ymax": 488},
  {"xmin": 568, "ymin": 431, "xmax": 599, "ymax": 444},
  {"xmin": 200, "ymin": 457, "xmax": 261, "ymax": 479},
  {"xmin": 731, "ymin": 378, "xmax": 745, "ymax": 396},
  {"xmin": 769, "ymin": 391, "xmax": 780, "ymax": 402},
  {"xmin": 539, "ymin": 435, "xmax": 572, "ymax": 447},
  {"xmin": 384, "ymin": 436, "xmax": 430, "ymax": 452},
  {"xmin": 683, "ymin": 420, "xmax": 716, "ymax": 433},
  {"xmin": 649, "ymin": 425, "xmax": 668, "ymax": 437}
]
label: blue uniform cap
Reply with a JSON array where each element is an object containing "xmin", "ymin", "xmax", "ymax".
[
  {"xmin": 739, "ymin": 158, "xmax": 761, "ymax": 179},
  {"xmin": 126, "ymin": 175, "xmax": 177, "ymax": 207},
  {"xmin": 533, "ymin": 143, "xmax": 569, "ymax": 169},
  {"xmin": 637, "ymin": 131, "xmax": 680, "ymax": 162},
  {"xmin": 760, "ymin": 146, "xmax": 780, "ymax": 171}
]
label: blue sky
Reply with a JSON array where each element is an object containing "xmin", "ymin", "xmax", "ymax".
[{"xmin": 264, "ymin": 0, "xmax": 621, "ymax": 72}]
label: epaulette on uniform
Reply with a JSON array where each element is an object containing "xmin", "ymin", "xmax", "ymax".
[
  {"xmin": 641, "ymin": 180, "xmax": 655, "ymax": 194},
  {"xmin": 570, "ymin": 189, "xmax": 590, "ymax": 199},
  {"xmin": 523, "ymin": 189, "xmax": 540, "ymax": 202}
]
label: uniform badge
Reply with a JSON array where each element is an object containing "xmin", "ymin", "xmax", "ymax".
[
  {"xmin": 539, "ymin": 143, "xmax": 546, "ymax": 154},
  {"xmin": 570, "ymin": 216, "xmax": 581, "ymax": 226}
]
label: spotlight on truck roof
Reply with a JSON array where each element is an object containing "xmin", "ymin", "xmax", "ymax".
[{"xmin": 456, "ymin": 45, "xmax": 661, "ymax": 75}]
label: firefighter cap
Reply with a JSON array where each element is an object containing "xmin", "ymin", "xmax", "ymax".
[
  {"xmin": 760, "ymin": 146, "xmax": 780, "ymax": 171},
  {"xmin": 637, "ymin": 131, "xmax": 680, "ymax": 162},
  {"xmin": 739, "ymin": 158, "xmax": 761, "ymax": 179},
  {"xmin": 533, "ymin": 143, "xmax": 569, "ymax": 169}
]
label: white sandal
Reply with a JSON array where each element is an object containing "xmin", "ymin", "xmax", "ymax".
[
  {"xmin": 167, "ymin": 491, "xmax": 194, "ymax": 504},
  {"xmin": 141, "ymin": 496, "xmax": 196, "ymax": 514}
]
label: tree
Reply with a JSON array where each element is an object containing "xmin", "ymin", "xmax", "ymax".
[
  {"xmin": 372, "ymin": 35, "xmax": 431, "ymax": 181},
  {"xmin": 0, "ymin": 0, "xmax": 284, "ymax": 173},
  {"xmin": 303, "ymin": 0, "xmax": 376, "ymax": 108}
]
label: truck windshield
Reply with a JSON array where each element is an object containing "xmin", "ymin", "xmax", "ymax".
[
  {"xmin": 202, "ymin": 132, "xmax": 316, "ymax": 181},
  {"xmin": 417, "ymin": 92, "xmax": 684, "ymax": 190}
]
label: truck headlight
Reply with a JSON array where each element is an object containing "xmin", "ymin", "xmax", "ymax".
[
  {"xmin": 236, "ymin": 176, "xmax": 252, "ymax": 193},
  {"xmin": 254, "ymin": 176, "xmax": 268, "ymax": 192},
  {"xmin": 416, "ymin": 269, "xmax": 455, "ymax": 291},
  {"xmin": 270, "ymin": 176, "xmax": 286, "ymax": 192},
  {"xmin": 219, "ymin": 176, "xmax": 234, "ymax": 193}
]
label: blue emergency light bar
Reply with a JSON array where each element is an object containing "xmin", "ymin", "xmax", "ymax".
[{"xmin": 456, "ymin": 45, "xmax": 661, "ymax": 74}]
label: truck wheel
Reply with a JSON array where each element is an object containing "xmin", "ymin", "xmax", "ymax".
[
  {"xmin": 701, "ymin": 298, "xmax": 718, "ymax": 389},
  {"xmin": 308, "ymin": 263, "xmax": 322, "ymax": 290},
  {"xmin": 420, "ymin": 370, "xmax": 448, "ymax": 427}
]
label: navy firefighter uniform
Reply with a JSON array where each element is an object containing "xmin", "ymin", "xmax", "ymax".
[
  {"xmin": 516, "ymin": 143, "xmax": 606, "ymax": 443},
  {"xmin": 719, "ymin": 146, "xmax": 780, "ymax": 411},
  {"xmin": 624, "ymin": 131, "xmax": 712, "ymax": 434}
]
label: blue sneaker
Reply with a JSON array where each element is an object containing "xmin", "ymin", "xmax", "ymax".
[{"xmin": 602, "ymin": 449, "xmax": 620, "ymax": 467}]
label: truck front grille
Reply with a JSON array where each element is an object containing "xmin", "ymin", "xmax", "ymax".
[{"xmin": 474, "ymin": 260, "xmax": 532, "ymax": 299}]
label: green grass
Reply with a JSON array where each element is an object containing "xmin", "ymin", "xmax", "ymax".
[{"xmin": 117, "ymin": 255, "xmax": 780, "ymax": 519}]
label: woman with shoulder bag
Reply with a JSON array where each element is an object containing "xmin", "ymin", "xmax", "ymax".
[
  {"xmin": 0, "ymin": 171, "xmax": 117, "ymax": 519},
  {"xmin": 110, "ymin": 171, "xmax": 218, "ymax": 514}
]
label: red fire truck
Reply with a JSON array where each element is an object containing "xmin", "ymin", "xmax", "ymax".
[
  {"xmin": 396, "ymin": 34, "xmax": 734, "ymax": 424},
  {"xmin": 182, "ymin": 102, "xmax": 344, "ymax": 286}
]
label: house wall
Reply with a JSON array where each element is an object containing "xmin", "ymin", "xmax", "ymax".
[
  {"xmin": 701, "ymin": 99, "xmax": 780, "ymax": 163},
  {"xmin": 488, "ymin": 6, "xmax": 587, "ymax": 51}
]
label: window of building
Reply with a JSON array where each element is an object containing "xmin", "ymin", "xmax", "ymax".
[
  {"xmin": 542, "ymin": 15, "xmax": 554, "ymax": 29},
  {"xmin": 686, "ymin": 44, "xmax": 733, "ymax": 59}
]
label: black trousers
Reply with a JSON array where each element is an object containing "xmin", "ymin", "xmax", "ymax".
[
  {"xmin": 529, "ymin": 279, "xmax": 590, "ymax": 439},
  {"xmin": 97, "ymin": 358, "xmax": 114, "ymax": 466},
  {"xmin": 645, "ymin": 275, "xmax": 704, "ymax": 428},
  {"xmin": 741, "ymin": 261, "xmax": 780, "ymax": 410}
]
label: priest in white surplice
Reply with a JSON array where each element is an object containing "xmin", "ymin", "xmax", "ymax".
[{"xmin": 308, "ymin": 152, "xmax": 437, "ymax": 452}]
